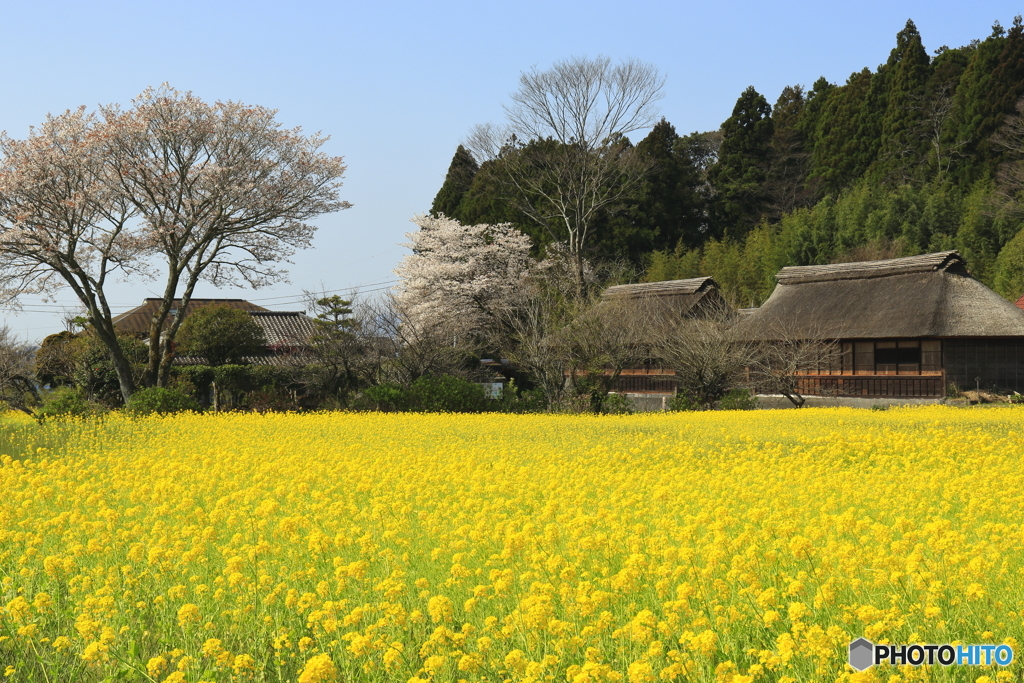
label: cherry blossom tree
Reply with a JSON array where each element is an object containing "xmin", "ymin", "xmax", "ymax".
[
  {"xmin": 0, "ymin": 107, "xmax": 143, "ymax": 400},
  {"xmin": 394, "ymin": 214, "xmax": 536, "ymax": 336},
  {"xmin": 0, "ymin": 86, "xmax": 350, "ymax": 400},
  {"xmin": 100, "ymin": 86, "xmax": 350, "ymax": 388}
]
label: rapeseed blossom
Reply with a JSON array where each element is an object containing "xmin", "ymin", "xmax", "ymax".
[{"xmin": 0, "ymin": 407, "xmax": 1021, "ymax": 681}]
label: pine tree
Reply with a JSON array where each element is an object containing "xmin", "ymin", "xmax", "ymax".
[
  {"xmin": 709, "ymin": 86, "xmax": 774, "ymax": 240},
  {"xmin": 448, "ymin": 155, "xmax": 528, "ymax": 228},
  {"xmin": 974, "ymin": 16, "xmax": 1024, "ymax": 177},
  {"xmin": 430, "ymin": 145, "xmax": 479, "ymax": 217}
]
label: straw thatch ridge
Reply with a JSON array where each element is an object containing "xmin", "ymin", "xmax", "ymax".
[
  {"xmin": 741, "ymin": 251, "xmax": 1024, "ymax": 339},
  {"xmin": 603, "ymin": 276, "xmax": 717, "ymax": 298},
  {"xmin": 776, "ymin": 250, "xmax": 965, "ymax": 285}
]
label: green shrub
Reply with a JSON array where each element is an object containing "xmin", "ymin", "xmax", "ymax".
[
  {"xmin": 356, "ymin": 377, "xmax": 489, "ymax": 413},
  {"xmin": 493, "ymin": 380, "xmax": 547, "ymax": 413},
  {"xmin": 407, "ymin": 376, "xmax": 487, "ymax": 413},
  {"xmin": 124, "ymin": 387, "xmax": 201, "ymax": 415},
  {"xmin": 601, "ymin": 393, "xmax": 635, "ymax": 415},
  {"xmin": 244, "ymin": 389, "xmax": 300, "ymax": 413},
  {"xmin": 719, "ymin": 388, "xmax": 758, "ymax": 411},
  {"xmin": 36, "ymin": 387, "xmax": 108, "ymax": 420},
  {"xmin": 359, "ymin": 384, "xmax": 408, "ymax": 412},
  {"xmin": 668, "ymin": 391, "xmax": 700, "ymax": 411}
]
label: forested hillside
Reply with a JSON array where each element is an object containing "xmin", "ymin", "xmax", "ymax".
[{"xmin": 430, "ymin": 18, "xmax": 1024, "ymax": 306}]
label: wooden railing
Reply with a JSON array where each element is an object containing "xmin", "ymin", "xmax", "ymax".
[{"xmin": 794, "ymin": 374, "xmax": 946, "ymax": 398}]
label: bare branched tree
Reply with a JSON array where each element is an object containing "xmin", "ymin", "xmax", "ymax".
[
  {"xmin": 562, "ymin": 295, "xmax": 656, "ymax": 412},
  {"xmin": 920, "ymin": 83, "xmax": 969, "ymax": 179},
  {"xmin": 497, "ymin": 284, "xmax": 574, "ymax": 409},
  {"xmin": 466, "ymin": 56, "xmax": 664, "ymax": 288},
  {"xmin": 505, "ymin": 56, "xmax": 665, "ymax": 148},
  {"xmin": 993, "ymin": 94, "xmax": 1024, "ymax": 202},
  {"xmin": 647, "ymin": 301, "xmax": 752, "ymax": 410},
  {"xmin": 364, "ymin": 293, "xmax": 472, "ymax": 387},
  {"xmin": 739, "ymin": 315, "xmax": 847, "ymax": 408},
  {"xmin": 0, "ymin": 327, "xmax": 40, "ymax": 415},
  {"xmin": 747, "ymin": 339, "xmax": 844, "ymax": 408},
  {"xmin": 493, "ymin": 250, "xmax": 593, "ymax": 409}
]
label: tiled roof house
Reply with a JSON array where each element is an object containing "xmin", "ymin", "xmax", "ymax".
[{"xmin": 113, "ymin": 299, "xmax": 319, "ymax": 366}]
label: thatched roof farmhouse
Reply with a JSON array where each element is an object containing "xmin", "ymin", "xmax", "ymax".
[
  {"xmin": 740, "ymin": 251, "xmax": 1024, "ymax": 398},
  {"xmin": 602, "ymin": 277, "xmax": 728, "ymax": 395}
]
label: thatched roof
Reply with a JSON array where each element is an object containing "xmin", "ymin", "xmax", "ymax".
[
  {"xmin": 113, "ymin": 298, "xmax": 270, "ymax": 336},
  {"xmin": 739, "ymin": 251, "xmax": 1024, "ymax": 339},
  {"xmin": 602, "ymin": 277, "xmax": 728, "ymax": 316}
]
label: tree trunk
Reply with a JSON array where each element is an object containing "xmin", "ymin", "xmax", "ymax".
[
  {"xmin": 781, "ymin": 390, "xmax": 805, "ymax": 408},
  {"xmin": 89, "ymin": 311, "xmax": 137, "ymax": 404}
]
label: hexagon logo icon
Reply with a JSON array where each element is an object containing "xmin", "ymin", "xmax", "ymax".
[{"xmin": 849, "ymin": 638, "xmax": 874, "ymax": 671}]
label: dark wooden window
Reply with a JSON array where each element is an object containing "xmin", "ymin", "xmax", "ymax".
[
  {"xmin": 922, "ymin": 340, "xmax": 941, "ymax": 372},
  {"xmin": 876, "ymin": 343, "xmax": 921, "ymax": 366},
  {"xmin": 854, "ymin": 342, "xmax": 874, "ymax": 375},
  {"xmin": 841, "ymin": 340, "xmax": 938, "ymax": 375}
]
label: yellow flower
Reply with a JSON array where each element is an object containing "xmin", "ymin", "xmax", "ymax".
[
  {"xmin": 427, "ymin": 595, "xmax": 454, "ymax": 623},
  {"xmin": 177, "ymin": 603, "xmax": 201, "ymax": 626},
  {"xmin": 627, "ymin": 660, "xmax": 655, "ymax": 683},
  {"xmin": 298, "ymin": 653, "xmax": 338, "ymax": 683},
  {"xmin": 232, "ymin": 654, "xmax": 256, "ymax": 674},
  {"xmin": 147, "ymin": 656, "xmax": 168, "ymax": 677}
]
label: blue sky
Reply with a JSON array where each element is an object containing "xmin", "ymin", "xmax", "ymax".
[{"xmin": 2, "ymin": 0, "xmax": 1021, "ymax": 340}]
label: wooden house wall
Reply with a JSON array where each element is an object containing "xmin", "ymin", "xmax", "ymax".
[
  {"xmin": 610, "ymin": 338, "xmax": 1024, "ymax": 398},
  {"xmin": 942, "ymin": 339, "xmax": 1024, "ymax": 393}
]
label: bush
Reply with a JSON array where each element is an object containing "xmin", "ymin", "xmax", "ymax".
[
  {"xmin": 601, "ymin": 393, "xmax": 635, "ymax": 415},
  {"xmin": 668, "ymin": 391, "xmax": 701, "ymax": 411},
  {"xmin": 719, "ymin": 388, "xmax": 758, "ymax": 411},
  {"xmin": 359, "ymin": 384, "xmax": 408, "ymax": 412},
  {"xmin": 407, "ymin": 376, "xmax": 487, "ymax": 412},
  {"xmin": 493, "ymin": 380, "xmax": 547, "ymax": 413},
  {"xmin": 124, "ymin": 387, "xmax": 201, "ymax": 415},
  {"xmin": 244, "ymin": 389, "xmax": 300, "ymax": 413},
  {"xmin": 356, "ymin": 376, "xmax": 489, "ymax": 413},
  {"xmin": 35, "ymin": 387, "xmax": 108, "ymax": 420}
]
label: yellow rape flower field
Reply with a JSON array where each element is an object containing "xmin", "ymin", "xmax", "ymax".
[{"xmin": 0, "ymin": 407, "xmax": 1022, "ymax": 683}]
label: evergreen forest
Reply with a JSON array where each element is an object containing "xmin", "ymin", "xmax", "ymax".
[{"xmin": 430, "ymin": 18, "xmax": 1024, "ymax": 307}]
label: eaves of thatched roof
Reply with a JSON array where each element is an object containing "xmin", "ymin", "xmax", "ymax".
[{"xmin": 739, "ymin": 251, "xmax": 1024, "ymax": 339}]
